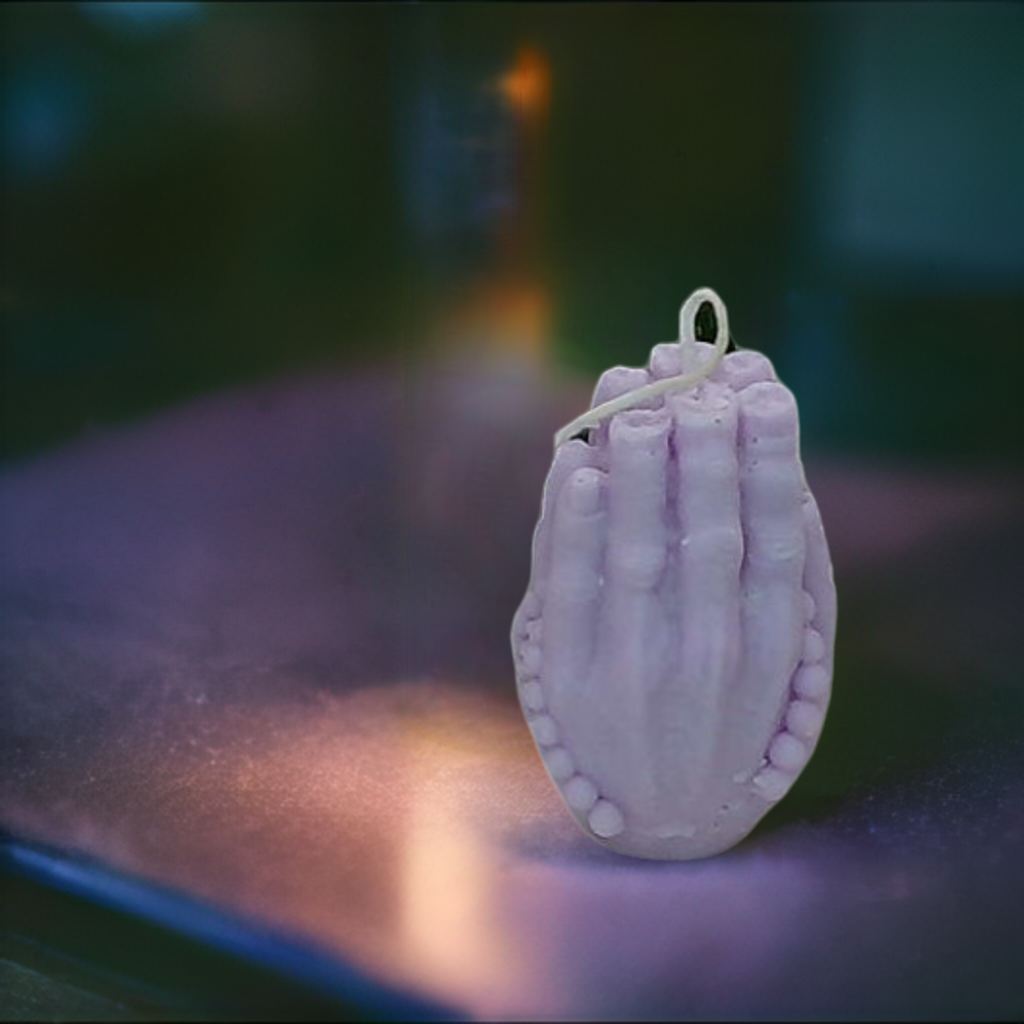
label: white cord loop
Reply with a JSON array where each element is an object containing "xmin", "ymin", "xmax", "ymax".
[{"xmin": 554, "ymin": 287, "xmax": 730, "ymax": 449}]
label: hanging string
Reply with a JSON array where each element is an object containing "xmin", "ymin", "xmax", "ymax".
[{"xmin": 554, "ymin": 287, "xmax": 731, "ymax": 449}]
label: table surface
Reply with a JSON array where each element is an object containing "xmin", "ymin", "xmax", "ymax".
[{"xmin": 2, "ymin": 353, "xmax": 1022, "ymax": 1020}]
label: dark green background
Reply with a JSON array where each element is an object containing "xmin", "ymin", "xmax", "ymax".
[{"xmin": 3, "ymin": 2, "xmax": 1022, "ymax": 462}]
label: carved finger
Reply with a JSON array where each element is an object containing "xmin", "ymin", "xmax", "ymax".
[
  {"xmin": 588, "ymin": 365, "xmax": 651, "ymax": 447},
  {"xmin": 542, "ymin": 467, "xmax": 607, "ymax": 722},
  {"xmin": 597, "ymin": 408, "xmax": 672, "ymax": 811},
  {"xmin": 730, "ymin": 381, "xmax": 807, "ymax": 772},
  {"xmin": 716, "ymin": 348, "xmax": 776, "ymax": 391},
  {"xmin": 606, "ymin": 410, "xmax": 671, "ymax": 591},
  {"xmin": 666, "ymin": 382, "xmax": 743, "ymax": 797},
  {"xmin": 524, "ymin": 439, "xmax": 595, "ymax": 612}
]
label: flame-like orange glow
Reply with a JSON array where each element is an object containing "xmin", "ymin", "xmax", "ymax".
[
  {"xmin": 435, "ymin": 278, "xmax": 551, "ymax": 362},
  {"xmin": 499, "ymin": 46, "xmax": 551, "ymax": 119}
]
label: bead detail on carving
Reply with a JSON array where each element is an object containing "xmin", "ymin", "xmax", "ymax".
[
  {"xmin": 794, "ymin": 664, "xmax": 830, "ymax": 701},
  {"xmin": 564, "ymin": 775, "xmax": 599, "ymax": 812},
  {"xmin": 521, "ymin": 681, "xmax": 545, "ymax": 712},
  {"xmin": 513, "ymin": 290, "xmax": 836, "ymax": 860},
  {"xmin": 530, "ymin": 714, "xmax": 559, "ymax": 747},
  {"xmin": 768, "ymin": 733, "xmax": 808, "ymax": 773},
  {"xmin": 520, "ymin": 643, "xmax": 543, "ymax": 675},
  {"xmin": 803, "ymin": 629, "xmax": 826, "ymax": 664},
  {"xmin": 589, "ymin": 800, "xmax": 626, "ymax": 839},
  {"xmin": 786, "ymin": 700, "xmax": 826, "ymax": 741},
  {"xmin": 543, "ymin": 747, "xmax": 576, "ymax": 782}
]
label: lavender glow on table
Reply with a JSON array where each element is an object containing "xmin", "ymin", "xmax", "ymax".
[{"xmin": 0, "ymin": 336, "xmax": 1021, "ymax": 1019}]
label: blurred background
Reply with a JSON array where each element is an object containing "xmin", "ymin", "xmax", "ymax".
[
  {"xmin": 4, "ymin": 1, "xmax": 1022, "ymax": 463},
  {"xmin": 3, "ymin": 4, "xmax": 1024, "ymax": 1021}
]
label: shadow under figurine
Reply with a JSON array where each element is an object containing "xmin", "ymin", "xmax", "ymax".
[{"xmin": 511, "ymin": 288, "xmax": 837, "ymax": 860}]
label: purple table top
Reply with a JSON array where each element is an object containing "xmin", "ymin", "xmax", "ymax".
[{"xmin": 2, "ymin": 354, "xmax": 1022, "ymax": 1019}]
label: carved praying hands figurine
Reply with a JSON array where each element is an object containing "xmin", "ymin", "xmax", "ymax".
[{"xmin": 512, "ymin": 289, "xmax": 836, "ymax": 860}]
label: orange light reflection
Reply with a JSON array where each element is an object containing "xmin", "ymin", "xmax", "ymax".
[
  {"xmin": 499, "ymin": 46, "xmax": 552, "ymax": 119},
  {"xmin": 398, "ymin": 736, "xmax": 519, "ymax": 1010}
]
